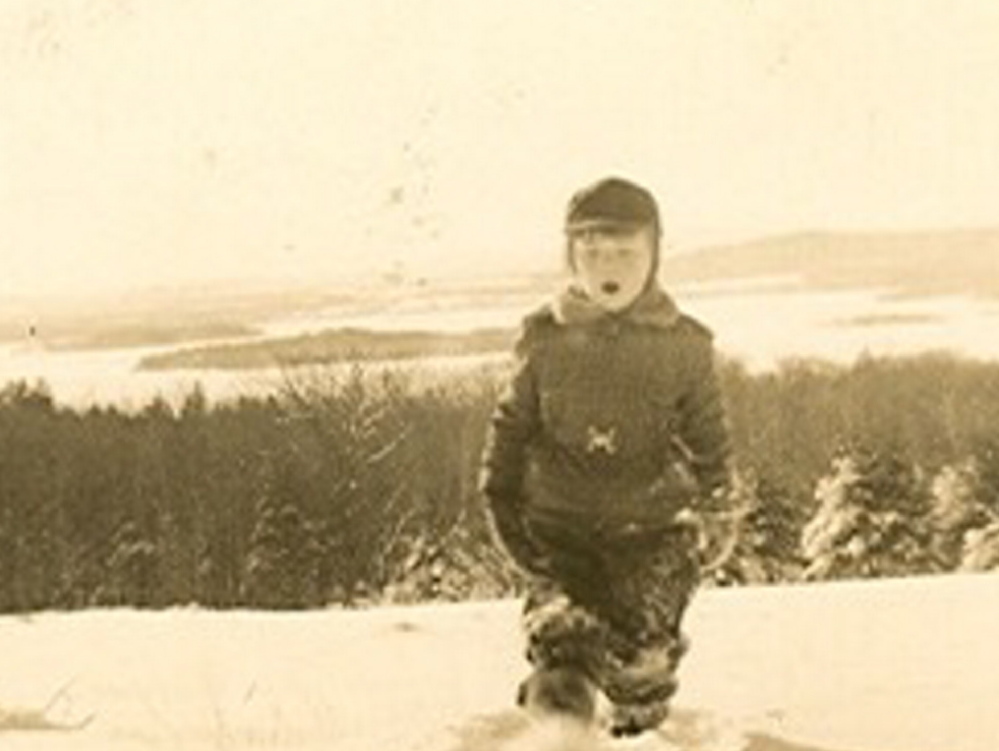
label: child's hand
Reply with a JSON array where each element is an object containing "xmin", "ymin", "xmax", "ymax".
[
  {"xmin": 675, "ymin": 508, "xmax": 742, "ymax": 573},
  {"xmin": 487, "ymin": 496, "xmax": 548, "ymax": 575}
]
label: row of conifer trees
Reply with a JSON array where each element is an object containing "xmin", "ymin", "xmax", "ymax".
[{"xmin": 1, "ymin": 351, "xmax": 999, "ymax": 612}]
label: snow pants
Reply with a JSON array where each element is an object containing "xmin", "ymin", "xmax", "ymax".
[{"xmin": 521, "ymin": 519, "xmax": 700, "ymax": 731}]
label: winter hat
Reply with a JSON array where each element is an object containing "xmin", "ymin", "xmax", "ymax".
[
  {"xmin": 565, "ymin": 177, "xmax": 661, "ymax": 235},
  {"xmin": 563, "ymin": 176, "xmax": 663, "ymax": 284}
]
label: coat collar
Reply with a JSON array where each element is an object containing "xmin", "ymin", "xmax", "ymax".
[{"xmin": 551, "ymin": 282, "xmax": 680, "ymax": 328}]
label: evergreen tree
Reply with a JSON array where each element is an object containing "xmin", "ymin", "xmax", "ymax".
[
  {"xmin": 959, "ymin": 520, "xmax": 999, "ymax": 571},
  {"xmin": 801, "ymin": 447, "xmax": 940, "ymax": 581},
  {"xmin": 928, "ymin": 461, "xmax": 997, "ymax": 570},
  {"xmin": 956, "ymin": 440, "xmax": 999, "ymax": 572},
  {"xmin": 709, "ymin": 473, "xmax": 806, "ymax": 586},
  {"xmin": 0, "ymin": 380, "xmax": 66, "ymax": 611},
  {"xmin": 243, "ymin": 491, "xmax": 323, "ymax": 609},
  {"xmin": 100, "ymin": 522, "xmax": 161, "ymax": 607}
]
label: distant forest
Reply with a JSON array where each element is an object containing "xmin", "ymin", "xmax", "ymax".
[
  {"xmin": 2, "ymin": 350, "xmax": 999, "ymax": 613},
  {"xmin": 138, "ymin": 327, "xmax": 517, "ymax": 370}
]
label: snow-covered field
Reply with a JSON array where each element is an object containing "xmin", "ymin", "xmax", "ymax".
[{"xmin": 1, "ymin": 573, "xmax": 996, "ymax": 751}]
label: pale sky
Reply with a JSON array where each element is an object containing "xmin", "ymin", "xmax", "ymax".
[{"xmin": 2, "ymin": 0, "xmax": 999, "ymax": 296}]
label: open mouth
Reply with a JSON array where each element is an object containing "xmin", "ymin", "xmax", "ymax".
[{"xmin": 601, "ymin": 281, "xmax": 621, "ymax": 295}]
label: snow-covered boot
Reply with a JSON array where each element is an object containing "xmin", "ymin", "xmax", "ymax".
[
  {"xmin": 609, "ymin": 699, "xmax": 672, "ymax": 738},
  {"xmin": 517, "ymin": 666, "xmax": 598, "ymax": 726},
  {"xmin": 604, "ymin": 639, "xmax": 685, "ymax": 737}
]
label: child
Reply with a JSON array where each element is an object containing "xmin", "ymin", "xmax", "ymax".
[{"xmin": 479, "ymin": 176, "xmax": 732, "ymax": 737}]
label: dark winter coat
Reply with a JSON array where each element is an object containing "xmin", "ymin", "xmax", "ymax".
[{"xmin": 480, "ymin": 284, "xmax": 730, "ymax": 569}]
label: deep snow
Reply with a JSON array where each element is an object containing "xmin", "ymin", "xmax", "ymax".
[{"xmin": 1, "ymin": 573, "xmax": 997, "ymax": 751}]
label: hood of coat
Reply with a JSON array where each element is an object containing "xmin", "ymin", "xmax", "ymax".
[{"xmin": 551, "ymin": 282, "xmax": 680, "ymax": 329}]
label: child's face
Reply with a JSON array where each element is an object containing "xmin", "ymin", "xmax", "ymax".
[{"xmin": 568, "ymin": 225, "xmax": 656, "ymax": 312}]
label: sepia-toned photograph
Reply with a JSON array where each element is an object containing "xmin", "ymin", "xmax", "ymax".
[{"xmin": 1, "ymin": 2, "xmax": 997, "ymax": 749}]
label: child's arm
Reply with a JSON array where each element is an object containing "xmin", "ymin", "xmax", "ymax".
[
  {"xmin": 676, "ymin": 334, "xmax": 731, "ymax": 510},
  {"xmin": 479, "ymin": 326, "xmax": 547, "ymax": 574}
]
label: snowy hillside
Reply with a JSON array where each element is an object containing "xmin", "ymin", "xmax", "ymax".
[{"xmin": 1, "ymin": 573, "xmax": 996, "ymax": 751}]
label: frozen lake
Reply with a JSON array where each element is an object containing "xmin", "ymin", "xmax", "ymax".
[{"xmin": 4, "ymin": 282, "xmax": 999, "ymax": 410}]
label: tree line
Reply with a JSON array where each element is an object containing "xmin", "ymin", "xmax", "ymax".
[{"xmin": 1, "ymin": 351, "xmax": 999, "ymax": 613}]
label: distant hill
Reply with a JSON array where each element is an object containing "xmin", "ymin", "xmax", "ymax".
[{"xmin": 667, "ymin": 228, "xmax": 999, "ymax": 297}]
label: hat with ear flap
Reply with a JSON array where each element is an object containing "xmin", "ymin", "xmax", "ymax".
[
  {"xmin": 564, "ymin": 177, "xmax": 663, "ymax": 282},
  {"xmin": 565, "ymin": 177, "xmax": 661, "ymax": 235}
]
